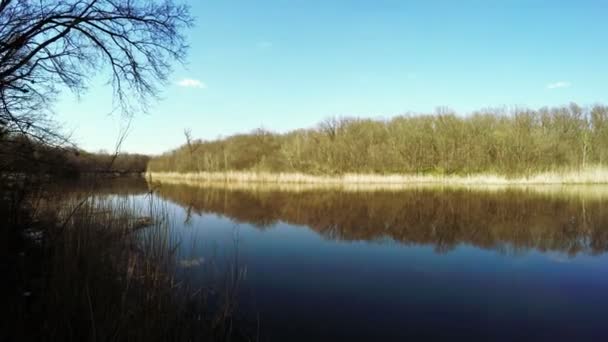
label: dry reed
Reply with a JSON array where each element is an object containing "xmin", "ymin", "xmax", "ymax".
[{"xmin": 147, "ymin": 167, "xmax": 608, "ymax": 187}]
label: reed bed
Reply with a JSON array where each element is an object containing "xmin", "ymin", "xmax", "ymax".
[
  {"xmin": 8, "ymin": 191, "xmax": 249, "ymax": 342},
  {"xmin": 147, "ymin": 177, "xmax": 608, "ymax": 203},
  {"xmin": 148, "ymin": 167, "xmax": 608, "ymax": 186}
]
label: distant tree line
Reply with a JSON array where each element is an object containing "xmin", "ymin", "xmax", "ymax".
[
  {"xmin": 148, "ymin": 103, "xmax": 608, "ymax": 175},
  {"xmin": 0, "ymin": 133, "xmax": 149, "ymax": 176},
  {"xmin": 70, "ymin": 150, "xmax": 150, "ymax": 174}
]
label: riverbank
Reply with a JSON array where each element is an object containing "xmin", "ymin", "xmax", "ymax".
[{"xmin": 147, "ymin": 167, "xmax": 608, "ymax": 186}]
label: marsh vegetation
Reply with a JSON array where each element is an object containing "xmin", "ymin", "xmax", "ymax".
[{"xmin": 2, "ymin": 180, "xmax": 252, "ymax": 341}]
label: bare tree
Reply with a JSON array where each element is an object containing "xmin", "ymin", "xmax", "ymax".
[
  {"xmin": 183, "ymin": 127, "xmax": 199, "ymax": 171},
  {"xmin": 319, "ymin": 116, "xmax": 349, "ymax": 141},
  {"xmin": 183, "ymin": 128, "xmax": 195, "ymax": 154},
  {"xmin": 0, "ymin": 0, "xmax": 192, "ymax": 146}
]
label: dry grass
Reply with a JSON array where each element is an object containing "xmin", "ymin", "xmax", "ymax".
[
  {"xmin": 147, "ymin": 175, "xmax": 608, "ymax": 202},
  {"xmin": 147, "ymin": 167, "xmax": 608, "ymax": 186},
  {"xmin": 146, "ymin": 169, "xmax": 608, "ymax": 201}
]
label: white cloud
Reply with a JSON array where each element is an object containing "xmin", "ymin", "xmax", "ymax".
[
  {"xmin": 256, "ymin": 41, "xmax": 273, "ymax": 49},
  {"xmin": 547, "ymin": 81, "xmax": 571, "ymax": 89},
  {"xmin": 177, "ymin": 78, "xmax": 206, "ymax": 89}
]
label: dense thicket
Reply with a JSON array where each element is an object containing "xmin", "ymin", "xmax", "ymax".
[
  {"xmin": 149, "ymin": 103, "xmax": 608, "ymax": 175},
  {"xmin": 67, "ymin": 151, "xmax": 150, "ymax": 174},
  {"xmin": 0, "ymin": 134, "xmax": 149, "ymax": 175}
]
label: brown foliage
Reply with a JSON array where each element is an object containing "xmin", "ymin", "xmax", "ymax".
[{"xmin": 149, "ymin": 104, "xmax": 608, "ymax": 176}]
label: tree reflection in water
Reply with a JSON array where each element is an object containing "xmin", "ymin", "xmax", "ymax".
[{"xmin": 150, "ymin": 183, "xmax": 608, "ymax": 256}]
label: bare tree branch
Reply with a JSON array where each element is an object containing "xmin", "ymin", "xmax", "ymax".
[{"xmin": 0, "ymin": 0, "xmax": 192, "ymax": 147}]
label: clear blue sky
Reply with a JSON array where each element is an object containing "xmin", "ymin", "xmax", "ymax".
[{"xmin": 55, "ymin": 0, "xmax": 608, "ymax": 154}]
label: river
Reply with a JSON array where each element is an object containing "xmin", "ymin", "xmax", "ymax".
[{"xmin": 78, "ymin": 178, "xmax": 608, "ymax": 341}]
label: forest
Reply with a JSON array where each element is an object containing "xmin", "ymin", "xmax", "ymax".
[{"xmin": 148, "ymin": 103, "xmax": 608, "ymax": 176}]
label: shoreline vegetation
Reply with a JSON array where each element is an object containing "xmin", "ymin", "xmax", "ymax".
[
  {"xmin": 2, "ymin": 186, "xmax": 248, "ymax": 341},
  {"xmin": 147, "ymin": 166, "xmax": 608, "ymax": 187},
  {"xmin": 148, "ymin": 104, "xmax": 608, "ymax": 179},
  {"xmin": 146, "ymin": 176, "xmax": 608, "ymax": 199}
]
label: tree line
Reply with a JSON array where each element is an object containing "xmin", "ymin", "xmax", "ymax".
[
  {"xmin": 148, "ymin": 103, "xmax": 608, "ymax": 176},
  {"xmin": 0, "ymin": 133, "xmax": 149, "ymax": 175}
]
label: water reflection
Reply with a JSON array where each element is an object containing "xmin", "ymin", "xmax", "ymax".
[
  {"xmin": 60, "ymin": 179, "xmax": 608, "ymax": 340},
  {"xmin": 150, "ymin": 182, "xmax": 608, "ymax": 256},
  {"xmin": 52, "ymin": 176, "xmax": 151, "ymax": 197}
]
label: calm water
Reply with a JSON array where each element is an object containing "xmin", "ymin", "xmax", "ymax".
[{"xmin": 90, "ymin": 179, "xmax": 608, "ymax": 341}]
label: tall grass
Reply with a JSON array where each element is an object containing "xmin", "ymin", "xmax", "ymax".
[
  {"xmin": 147, "ymin": 166, "xmax": 608, "ymax": 186},
  {"xmin": 7, "ymin": 191, "xmax": 250, "ymax": 341}
]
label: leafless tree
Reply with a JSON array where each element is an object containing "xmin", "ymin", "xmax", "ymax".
[
  {"xmin": 0, "ymin": 0, "xmax": 192, "ymax": 146},
  {"xmin": 183, "ymin": 127, "xmax": 199, "ymax": 170},
  {"xmin": 319, "ymin": 117, "xmax": 345, "ymax": 141},
  {"xmin": 183, "ymin": 128, "xmax": 195, "ymax": 154}
]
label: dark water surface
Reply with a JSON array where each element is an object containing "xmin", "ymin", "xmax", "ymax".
[{"xmin": 92, "ymin": 179, "xmax": 608, "ymax": 341}]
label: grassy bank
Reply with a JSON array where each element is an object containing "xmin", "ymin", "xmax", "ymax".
[{"xmin": 147, "ymin": 167, "xmax": 608, "ymax": 186}]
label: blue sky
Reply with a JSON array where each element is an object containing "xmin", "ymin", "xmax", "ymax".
[{"xmin": 55, "ymin": 0, "xmax": 608, "ymax": 154}]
